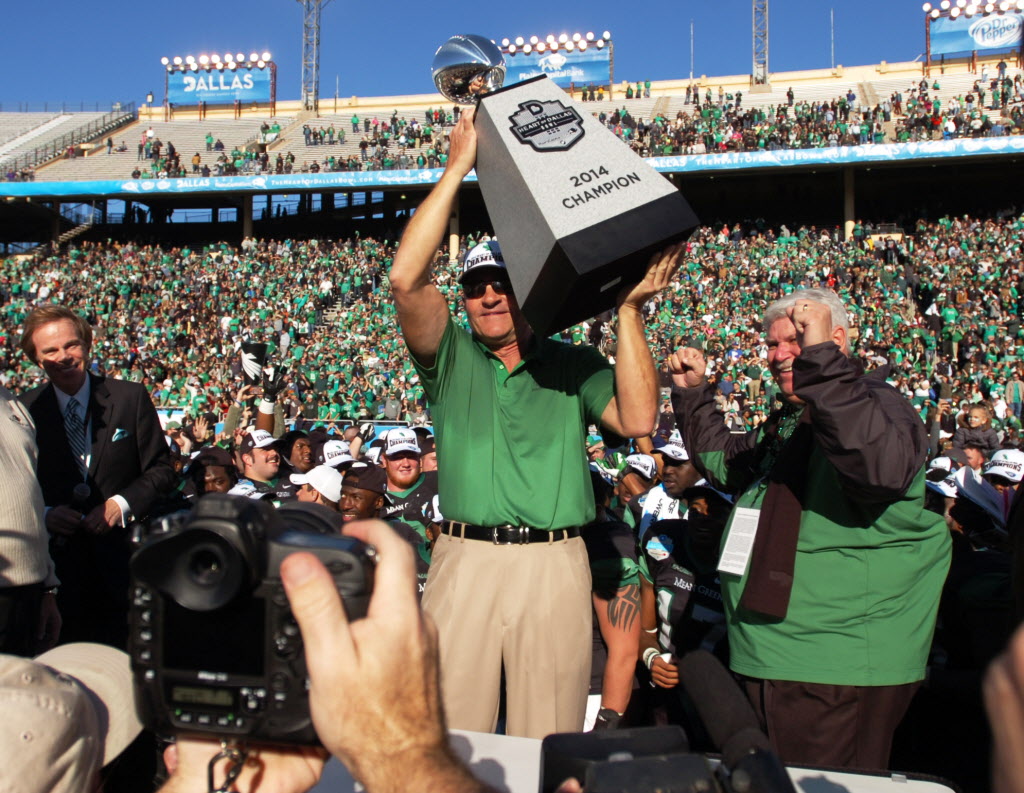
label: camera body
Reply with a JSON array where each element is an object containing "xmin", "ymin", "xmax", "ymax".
[{"xmin": 128, "ymin": 494, "xmax": 375, "ymax": 745}]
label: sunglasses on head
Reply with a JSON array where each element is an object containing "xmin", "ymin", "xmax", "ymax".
[{"xmin": 463, "ymin": 279, "xmax": 511, "ymax": 299}]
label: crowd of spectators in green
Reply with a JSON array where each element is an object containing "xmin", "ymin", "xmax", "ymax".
[{"xmin": 3, "ymin": 212, "xmax": 1024, "ymax": 448}]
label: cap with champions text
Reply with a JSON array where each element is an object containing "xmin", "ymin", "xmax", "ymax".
[
  {"xmin": 240, "ymin": 429, "xmax": 276, "ymax": 455},
  {"xmin": 384, "ymin": 427, "xmax": 421, "ymax": 457}
]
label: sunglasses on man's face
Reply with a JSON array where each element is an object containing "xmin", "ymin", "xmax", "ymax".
[{"xmin": 463, "ymin": 279, "xmax": 512, "ymax": 299}]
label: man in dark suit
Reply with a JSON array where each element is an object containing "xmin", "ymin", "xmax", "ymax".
[{"xmin": 19, "ymin": 306, "xmax": 175, "ymax": 648}]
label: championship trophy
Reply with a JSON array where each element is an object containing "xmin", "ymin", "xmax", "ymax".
[{"xmin": 432, "ymin": 34, "xmax": 699, "ymax": 336}]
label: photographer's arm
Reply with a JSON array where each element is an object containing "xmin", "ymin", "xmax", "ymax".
[{"xmin": 281, "ymin": 520, "xmax": 499, "ymax": 793}]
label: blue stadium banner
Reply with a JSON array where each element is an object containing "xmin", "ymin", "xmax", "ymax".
[
  {"xmin": 505, "ymin": 47, "xmax": 611, "ymax": 88},
  {"xmin": 931, "ymin": 11, "xmax": 1023, "ymax": 55},
  {"xmin": 167, "ymin": 67, "xmax": 271, "ymax": 105}
]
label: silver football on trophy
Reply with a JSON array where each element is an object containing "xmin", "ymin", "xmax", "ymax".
[{"xmin": 431, "ymin": 34, "xmax": 506, "ymax": 105}]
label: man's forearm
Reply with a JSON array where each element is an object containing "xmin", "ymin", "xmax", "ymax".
[
  {"xmin": 350, "ymin": 745, "xmax": 500, "ymax": 793},
  {"xmin": 390, "ymin": 169, "xmax": 463, "ymax": 296},
  {"xmin": 611, "ymin": 304, "xmax": 658, "ymax": 438}
]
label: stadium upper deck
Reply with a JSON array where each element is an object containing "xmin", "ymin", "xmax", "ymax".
[{"xmin": 1, "ymin": 55, "xmax": 1022, "ymax": 251}]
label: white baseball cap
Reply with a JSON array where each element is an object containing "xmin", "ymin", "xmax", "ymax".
[
  {"xmin": 459, "ymin": 240, "xmax": 507, "ymax": 283},
  {"xmin": 625, "ymin": 453, "xmax": 657, "ymax": 481},
  {"xmin": 654, "ymin": 443, "xmax": 689, "ymax": 463},
  {"xmin": 983, "ymin": 449, "xmax": 1024, "ymax": 483},
  {"xmin": 319, "ymin": 439, "xmax": 354, "ymax": 468},
  {"xmin": 291, "ymin": 465, "xmax": 344, "ymax": 502},
  {"xmin": 383, "ymin": 427, "xmax": 421, "ymax": 457}
]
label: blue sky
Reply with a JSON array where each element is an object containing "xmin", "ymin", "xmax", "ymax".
[{"xmin": 3, "ymin": 1, "xmax": 927, "ymax": 107}]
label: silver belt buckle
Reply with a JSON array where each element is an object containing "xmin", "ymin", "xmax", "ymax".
[{"xmin": 491, "ymin": 524, "xmax": 527, "ymax": 544}]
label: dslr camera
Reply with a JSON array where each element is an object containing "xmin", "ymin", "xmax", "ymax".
[{"xmin": 128, "ymin": 494, "xmax": 375, "ymax": 744}]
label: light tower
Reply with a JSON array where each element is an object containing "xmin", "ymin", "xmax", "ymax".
[
  {"xmin": 297, "ymin": 0, "xmax": 333, "ymax": 113},
  {"xmin": 753, "ymin": 0, "xmax": 769, "ymax": 85}
]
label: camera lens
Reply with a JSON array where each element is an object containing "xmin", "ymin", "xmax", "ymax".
[{"xmin": 188, "ymin": 545, "xmax": 226, "ymax": 586}]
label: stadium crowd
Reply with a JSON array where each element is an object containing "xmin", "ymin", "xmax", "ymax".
[
  {"xmin": 4, "ymin": 204, "xmax": 1024, "ymax": 792},
  {"xmin": 0, "ymin": 75, "xmax": 973, "ymax": 181},
  {"xmin": 4, "ymin": 213, "xmax": 1024, "ymax": 430}
]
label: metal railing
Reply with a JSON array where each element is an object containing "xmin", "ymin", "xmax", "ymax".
[
  {"xmin": 1, "ymin": 103, "xmax": 138, "ymax": 177},
  {"xmin": 0, "ymin": 101, "xmax": 131, "ymax": 113}
]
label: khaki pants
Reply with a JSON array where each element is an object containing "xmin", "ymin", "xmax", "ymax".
[{"xmin": 422, "ymin": 532, "xmax": 592, "ymax": 739}]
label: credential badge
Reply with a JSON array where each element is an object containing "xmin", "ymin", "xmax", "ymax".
[{"xmin": 509, "ymin": 100, "xmax": 585, "ymax": 153}]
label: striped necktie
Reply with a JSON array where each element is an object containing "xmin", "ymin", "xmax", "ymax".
[{"xmin": 65, "ymin": 397, "xmax": 87, "ymax": 474}]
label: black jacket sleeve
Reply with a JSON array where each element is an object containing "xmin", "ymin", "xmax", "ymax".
[
  {"xmin": 793, "ymin": 342, "xmax": 927, "ymax": 503},
  {"xmin": 671, "ymin": 383, "xmax": 759, "ymax": 494}
]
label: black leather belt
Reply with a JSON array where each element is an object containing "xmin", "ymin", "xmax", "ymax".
[{"xmin": 441, "ymin": 521, "xmax": 581, "ymax": 544}]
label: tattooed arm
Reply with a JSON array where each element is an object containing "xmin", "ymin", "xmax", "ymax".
[{"xmin": 593, "ymin": 583, "xmax": 641, "ymax": 718}]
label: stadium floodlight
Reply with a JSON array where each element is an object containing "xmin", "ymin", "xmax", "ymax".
[
  {"xmin": 957, "ymin": 0, "xmax": 967, "ymax": 6},
  {"xmin": 190, "ymin": 63, "xmax": 198, "ymax": 71},
  {"xmin": 596, "ymin": 38, "xmax": 606, "ymax": 48},
  {"xmin": 199, "ymin": 55, "xmax": 209, "ymax": 65},
  {"xmin": 1017, "ymin": 0, "xmax": 1024, "ymax": 10},
  {"xmin": 515, "ymin": 36, "xmax": 524, "ymax": 45},
  {"xmin": 565, "ymin": 40, "xmax": 575, "ymax": 50},
  {"xmin": 558, "ymin": 33, "xmax": 568, "ymax": 43},
  {"xmin": 603, "ymin": 30, "xmax": 611, "ymax": 39},
  {"xmin": 940, "ymin": 0, "xmax": 950, "ymax": 9},
  {"xmin": 999, "ymin": 0, "xmax": 1010, "ymax": 9},
  {"xmin": 966, "ymin": 2, "xmax": 978, "ymax": 10},
  {"xmin": 951, "ymin": 7, "xmax": 961, "ymax": 15},
  {"xmin": 185, "ymin": 55, "xmax": 196, "ymax": 64},
  {"xmin": 931, "ymin": 7, "xmax": 941, "ymax": 15},
  {"xmin": 160, "ymin": 56, "xmax": 169, "ymax": 65},
  {"xmin": 546, "ymin": 34, "xmax": 555, "ymax": 43},
  {"xmin": 262, "ymin": 51, "xmax": 271, "ymax": 60},
  {"xmin": 249, "ymin": 52, "xmax": 258, "ymax": 61},
  {"xmin": 537, "ymin": 42, "xmax": 546, "ymax": 52},
  {"xmin": 234, "ymin": 52, "xmax": 243, "ymax": 62},
  {"xmin": 501, "ymin": 38, "xmax": 510, "ymax": 46},
  {"xmin": 922, "ymin": 1, "xmax": 931, "ymax": 7},
  {"xmin": 257, "ymin": 59, "xmax": 266, "ymax": 68},
  {"xmin": 524, "ymin": 43, "xmax": 533, "ymax": 53},
  {"xmin": 572, "ymin": 33, "xmax": 581, "ymax": 41},
  {"xmin": 508, "ymin": 44, "xmax": 517, "ymax": 53},
  {"xmin": 173, "ymin": 56, "xmax": 183, "ymax": 65},
  {"xmin": 530, "ymin": 35, "xmax": 539, "ymax": 44},
  {"xmin": 586, "ymin": 31, "xmax": 595, "ymax": 40},
  {"xmin": 578, "ymin": 39, "xmax": 588, "ymax": 50}
]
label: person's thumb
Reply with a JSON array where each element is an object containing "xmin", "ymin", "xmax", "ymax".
[{"xmin": 281, "ymin": 553, "xmax": 354, "ymax": 674}]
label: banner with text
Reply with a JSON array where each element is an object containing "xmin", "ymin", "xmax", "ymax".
[
  {"xmin": 167, "ymin": 67, "xmax": 271, "ymax": 105},
  {"xmin": 505, "ymin": 47, "xmax": 611, "ymax": 88},
  {"xmin": 931, "ymin": 11, "xmax": 1023, "ymax": 55}
]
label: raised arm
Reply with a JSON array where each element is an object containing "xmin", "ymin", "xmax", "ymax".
[
  {"xmin": 390, "ymin": 108, "xmax": 479, "ymax": 367},
  {"xmin": 600, "ymin": 243, "xmax": 683, "ymax": 438},
  {"xmin": 669, "ymin": 346, "xmax": 759, "ymax": 492}
]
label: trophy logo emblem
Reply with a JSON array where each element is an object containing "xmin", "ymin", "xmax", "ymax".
[{"xmin": 509, "ymin": 100, "xmax": 585, "ymax": 152}]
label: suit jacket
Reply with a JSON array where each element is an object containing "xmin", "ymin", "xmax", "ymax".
[{"xmin": 21, "ymin": 373, "xmax": 175, "ymax": 519}]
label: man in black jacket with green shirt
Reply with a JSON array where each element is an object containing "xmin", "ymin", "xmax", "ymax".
[{"xmin": 669, "ymin": 288, "xmax": 950, "ymax": 771}]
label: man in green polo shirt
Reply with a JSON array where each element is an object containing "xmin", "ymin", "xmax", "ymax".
[
  {"xmin": 389, "ymin": 106, "xmax": 682, "ymax": 740},
  {"xmin": 669, "ymin": 288, "xmax": 950, "ymax": 771}
]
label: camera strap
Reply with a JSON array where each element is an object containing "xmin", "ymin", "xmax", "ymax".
[{"xmin": 207, "ymin": 740, "xmax": 249, "ymax": 793}]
